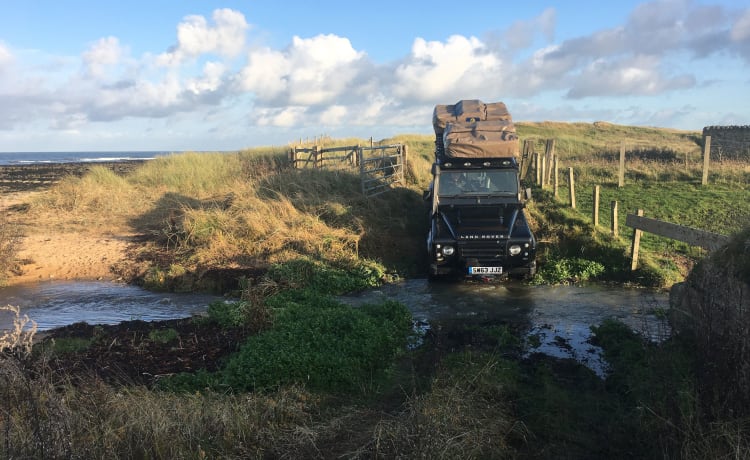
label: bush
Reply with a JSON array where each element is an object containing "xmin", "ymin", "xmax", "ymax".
[
  {"xmin": 533, "ymin": 256, "xmax": 605, "ymax": 285},
  {"xmin": 267, "ymin": 257, "xmax": 384, "ymax": 294}
]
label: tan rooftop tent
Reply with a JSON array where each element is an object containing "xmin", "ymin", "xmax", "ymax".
[{"xmin": 433, "ymin": 99, "xmax": 519, "ymax": 158}]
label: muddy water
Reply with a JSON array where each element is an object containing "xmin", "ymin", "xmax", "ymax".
[
  {"xmin": 0, "ymin": 281, "xmax": 220, "ymax": 331},
  {"xmin": 339, "ymin": 279, "xmax": 670, "ymax": 376}
]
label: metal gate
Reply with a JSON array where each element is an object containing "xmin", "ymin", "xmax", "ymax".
[{"xmin": 358, "ymin": 144, "xmax": 406, "ymax": 197}]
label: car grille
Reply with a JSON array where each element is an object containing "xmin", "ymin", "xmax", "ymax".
[{"xmin": 459, "ymin": 241, "xmax": 506, "ymax": 265}]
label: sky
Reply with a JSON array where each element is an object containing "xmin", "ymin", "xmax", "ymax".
[{"xmin": 0, "ymin": 0, "xmax": 749, "ymax": 152}]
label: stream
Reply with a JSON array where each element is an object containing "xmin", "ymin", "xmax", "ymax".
[
  {"xmin": 339, "ymin": 279, "xmax": 670, "ymax": 376},
  {"xmin": 0, "ymin": 281, "xmax": 220, "ymax": 331},
  {"xmin": 1, "ymin": 278, "xmax": 670, "ymax": 376}
]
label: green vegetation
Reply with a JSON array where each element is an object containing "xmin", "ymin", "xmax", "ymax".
[
  {"xmin": 2, "ymin": 123, "xmax": 748, "ymax": 457},
  {"xmin": 147, "ymin": 328, "xmax": 179, "ymax": 344}
]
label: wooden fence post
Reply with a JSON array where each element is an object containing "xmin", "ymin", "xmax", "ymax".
[
  {"xmin": 544, "ymin": 139, "xmax": 555, "ymax": 185},
  {"xmin": 540, "ymin": 154, "xmax": 546, "ymax": 188},
  {"xmin": 702, "ymin": 135, "xmax": 711, "ymax": 186},
  {"xmin": 535, "ymin": 153, "xmax": 541, "ymax": 186},
  {"xmin": 521, "ymin": 139, "xmax": 533, "ymax": 181},
  {"xmin": 554, "ymin": 156, "xmax": 559, "ymax": 198},
  {"xmin": 618, "ymin": 143, "xmax": 626, "ymax": 187},
  {"xmin": 593, "ymin": 185, "xmax": 600, "ymax": 227},
  {"xmin": 630, "ymin": 209, "xmax": 644, "ymax": 271},
  {"xmin": 611, "ymin": 201, "xmax": 619, "ymax": 237},
  {"xmin": 568, "ymin": 167, "xmax": 576, "ymax": 209}
]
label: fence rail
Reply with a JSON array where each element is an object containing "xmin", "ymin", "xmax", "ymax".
[
  {"xmin": 288, "ymin": 145, "xmax": 358, "ymax": 169},
  {"xmin": 625, "ymin": 210, "xmax": 730, "ymax": 270}
]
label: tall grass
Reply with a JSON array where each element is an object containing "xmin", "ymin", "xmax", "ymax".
[{"xmin": 0, "ymin": 365, "xmax": 321, "ymax": 459}]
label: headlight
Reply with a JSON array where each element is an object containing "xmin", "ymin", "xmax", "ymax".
[
  {"xmin": 509, "ymin": 244, "xmax": 522, "ymax": 256},
  {"xmin": 442, "ymin": 245, "xmax": 455, "ymax": 256}
]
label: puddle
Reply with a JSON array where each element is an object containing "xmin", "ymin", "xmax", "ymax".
[
  {"xmin": 0, "ymin": 281, "xmax": 220, "ymax": 331},
  {"xmin": 339, "ymin": 279, "xmax": 670, "ymax": 377}
]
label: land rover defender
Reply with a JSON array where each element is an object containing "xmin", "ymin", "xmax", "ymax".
[{"xmin": 425, "ymin": 100, "xmax": 537, "ymax": 279}]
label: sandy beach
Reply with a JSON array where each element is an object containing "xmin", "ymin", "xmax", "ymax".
[{"xmin": 0, "ymin": 163, "xmax": 140, "ymax": 286}]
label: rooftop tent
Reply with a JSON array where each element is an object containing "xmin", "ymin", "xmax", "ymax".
[
  {"xmin": 443, "ymin": 120, "xmax": 519, "ymax": 158},
  {"xmin": 433, "ymin": 100, "xmax": 519, "ymax": 159}
]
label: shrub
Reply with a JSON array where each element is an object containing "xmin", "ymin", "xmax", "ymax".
[
  {"xmin": 533, "ymin": 257, "xmax": 605, "ymax": 285},
  {"xmin": 267, "ymin": 257, "xmax": 384, "ymax": 294},
  {"xmin": 204, "ymin": 300, "xmax": 270, "ymax": 330}
]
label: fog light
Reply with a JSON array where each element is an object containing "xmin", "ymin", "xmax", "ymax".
[
  {"xmin": 442, "ymin": 245, "xmax": 455, "ymax": 256},
  {"xmin": 509, "ymin": 244, "xmax": 522, "ymax": 256}
]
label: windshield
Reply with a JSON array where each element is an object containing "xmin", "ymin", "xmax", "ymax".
[{"xmin": 437, "ymin": 170, "xmax": 518, "ymax": 197}]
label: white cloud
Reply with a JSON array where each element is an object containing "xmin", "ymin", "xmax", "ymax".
[
  {"xmin": 255, "ymin": 106, "xmax": 307, "ymax": 127},
  {"xmin": 0, "ymin": 42, "xmax": 12, "ymax": 67},
  {"xmin": 186, "ymin": 61, "xmax": 226, "ymax": 95},
  {"xmin": 319, "ymin": 105, "xmax": 347, "ymax": 125},
  {"xmin": 503, "ymin": 8, "xmax": 556, "ymax": 50},
  {"xmin": 566, "ymin": 55, "xmax": 695, "ymax": 98},
  {"xmin": 393, "ymin": 35, "xmax": 502, "ymax": 101},
  {"xmin": 157, "ymin": 8, "xmax": 249, "ymax": 66},
  {"xmin": 82, "ymin": 36, "xmax": 125, "ymax": 78},
  {"xmin": 238, "ymin": 34, "xmax": 365, "ymax": 106},
  {"xmin": 237, "ymin": 47, "xmax": 291, "ymax": 100},
  {"xmin": 731, "ymin": 9, "xmax": 750, "ymax": 42}
]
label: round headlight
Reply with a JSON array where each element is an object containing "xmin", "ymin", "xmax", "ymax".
[
  {"xmin": 442, "ymin": 245, "xmax": 455, "ymax": 256},
  {"xmin": 509, "ymin": 244, "xmax": 522, "ymax": 256}
]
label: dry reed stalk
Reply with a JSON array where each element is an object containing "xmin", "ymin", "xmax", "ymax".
[{"xmin": 0, "ymin": 305, "xmax": 37, "ymax": 356}]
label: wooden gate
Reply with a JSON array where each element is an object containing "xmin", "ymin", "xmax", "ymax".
[{"xmin": 288, "ymin": 145, "xmax": 358, "ymax": 169}]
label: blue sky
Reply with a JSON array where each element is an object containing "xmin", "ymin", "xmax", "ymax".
[{"xmin": 0, "ymin": 0, "xmax": 748, "ymax": 151}]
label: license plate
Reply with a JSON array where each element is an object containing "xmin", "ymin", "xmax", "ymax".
[{"xmin": 468, "ymin": 266, "xmax": 503, "ymax": 275}]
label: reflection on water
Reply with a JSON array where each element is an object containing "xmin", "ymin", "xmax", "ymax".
[
  {"xmin": 0, "ymin": 281, "xmax": 220, "ymax": 331},
  {"xmin": 339, "ymin": 279, "xmax": 670, "ymax": 377}
]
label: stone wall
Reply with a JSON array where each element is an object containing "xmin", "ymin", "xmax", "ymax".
[
  {"xmin": 670, "ymin": 228, "xmax": 750, "ymax": 418},
  {"xmin": 702, "ymin": 125, "xmax": 750, "ymax": 160}
]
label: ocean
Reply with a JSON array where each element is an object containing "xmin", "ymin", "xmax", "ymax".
[{"xmin": 0, "ymin": 151, "xmax": 176, "ymax": 166}]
